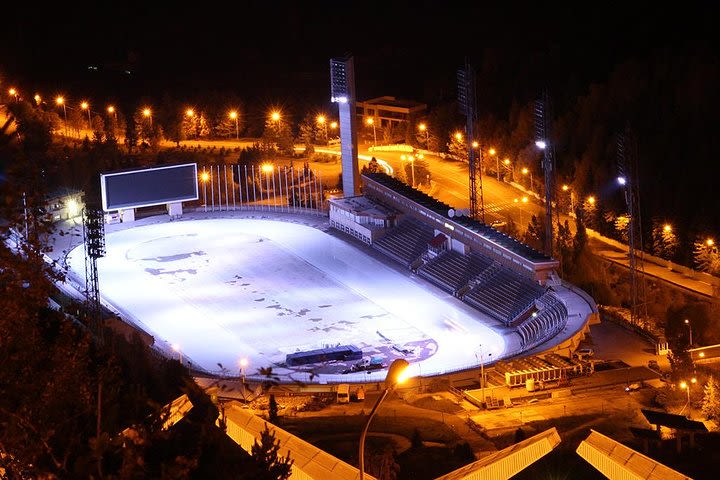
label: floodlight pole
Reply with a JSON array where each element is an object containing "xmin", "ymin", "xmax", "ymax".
[{"xmin": 358, "ymin": 388, "xmax": 390, "ymax": 479}]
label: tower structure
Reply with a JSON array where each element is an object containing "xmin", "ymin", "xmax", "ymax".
[
  {"xmin": 83, "ymin": 207, "xmax": 106, "ymax": 339},
  {"xmin": 457, "ymin": 62, "xmax": 484, "ymax": 221},
  {"xmin": 617, "ymin": 125, "xmax": 648, "ymax": 324},
  {"xmin": 330, "ymin": 56, "xmax": 360, "ymax": 196},
  {"xmin": 535, "ymin": 91, "xmax": 555, "ymax": 257}
]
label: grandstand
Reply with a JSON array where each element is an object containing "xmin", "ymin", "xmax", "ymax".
[
  {"xmin": 418, "ymin": 251, "xmax": 493, "ymax": 294},
  {"xmin": 372, "ymin": 219, "xmax": 434, "ymax": 267}
]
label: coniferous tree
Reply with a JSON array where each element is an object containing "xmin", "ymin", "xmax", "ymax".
[{"xmin": 250, "ymin": 424, "xmax": 293, "ymax": 480}]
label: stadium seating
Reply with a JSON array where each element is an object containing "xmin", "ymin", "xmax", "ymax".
[
  {"xmin": 372, "ymin": 220, "xmax": 434, "ymax": 267},
  {"xmin": 462, "ymin": 266, "xmax": 546, "ymax": 325},
  {"xmin": 418, "ymin": 251, "xmax": 493, "ymax": 294},
  {"xmin": 516, "ymin": 293, "xmax": 568, "ymax": 349}
]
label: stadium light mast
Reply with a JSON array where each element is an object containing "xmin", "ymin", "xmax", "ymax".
[
  {"xmin": 330, "ymin": 55, "xmax": 360, "ymax": 196},
  {"xmin": 535, "ymin": 91, "xmax": 555, "ymax": 258},
  {"xmin": 617, "ymin": 124, "xmax": 648, "ymax": 324},
  {"xmin": 83, "ymin": 207, "xmax": 106, "ymax": 343},
  {"xmin": 458, "ymin": 61, "xmax": 484, "ymax": 222}
]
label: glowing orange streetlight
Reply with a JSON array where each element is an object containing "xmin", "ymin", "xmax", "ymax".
[
  {"xmin": 587, "ymin": 196, "xmax": 596, "ymax": 206},
  {"xmin": 229, "ymin": 110, "xmax": 239, "ymax": 139},
  {"xmin": 33, "ymin": 94, "xmax": 41, "ymax": 105},
  {"xmin": 261, "ymin": 163, "xmax": 274, "ymax": 174},
  {"xmin": 707, "ymin": 238, "xmax": 715, "ymax": 247},
  {"xmin": 365, "ymin": 117, "xmax": 377, "ymax": 147},
  {"xmin": 55, "ymin": 96, "xmax": 68, "ymax": 134},
  {"xmin": 454, "ymin": 132, "xmax": 463, "ymax": 141},
  {"xmin": 185, "ymin": 108, "xmax": 195, "ymax": 117},
  {"xmin": 562, "ymin": 184, "xmax": 569, "ymax": 191},
  {"xmin": 80, "ymin": 101, "xmax": 92, "ymax": 129},
  {"xmin": 418, "ymin": 122, "xmax": 429, "ymax": 145},
  {"xmin": 471, "ymin": 141, "xmax": 479, "ymax": 148},
  {"xmin": 316, "ymin": 114, "xmax": 328, "ymax": 140},
  {"xmin": 270, "ymin": 110, "xmax": 281, "ymax": 122},
  {"xmin": 663, "ymin": 224, "xmax": 672, "ymax": 233},
  {"xmin": 8, "ymin": 88, "xmax": 18, "ymax": 101},
  {"xmin": 330, "ymin": 121, "xmax": 338, "ymax": 130},
  {"xmin": 142, "ymin": 107, "xmax": 152, "ymax": 126}
]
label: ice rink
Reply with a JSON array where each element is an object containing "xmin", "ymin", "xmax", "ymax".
[{"xmin": 66, "ymin": 218, "xmax": 506, "ymax": 382}]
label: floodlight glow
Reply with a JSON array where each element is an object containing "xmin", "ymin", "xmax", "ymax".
[
  {"xmin": 261, "ymin": 163, "xmax": 274, "ymax": 173},
  {"xmin": 562, "ymin": 184, "xmax": 569, "ymax": 191},
  {"xmin": 521, "ymin": 167, "xmax": 529, "ymax": 175},
  {"xmin": 663, "ymin": 224, "xmax": 672, "ymax": 233},
  {"xmin": 535, "ymin": 140, "xmax": 547, "ymax": 149},
  {"xmin": 316, "ymin": 115, "xmax": 326, "ymax": 124},
  {"xmin": 66, "ymin": 198, "xmax": 80, "ymax": 218},
  {"xmin": 454, "ymin": 132, "xmax": 463, "ymax": 141},
  {"xmin": 707, "ymin": 238, "xmax": 714, "ymax": 247},
  {"xmin": 8, "ymin": 88, "xmax": 17, "ymax": 96},
  {"xmin": 521, "ymin": 196, "xmax": 528, "ymax": 203},
  {"xmin": 34, "ymin": 94, "xmax": 41, "ymax": 104},
  {"xmin": 418, "ymin": 123, "xmax": 427, "ymax": 132},
  {"xmin": 330, "ymin": 121, "xmax": 338, "ymax": 129},
  {"xmin": 270, "ymin": 111, "xmax": 281, "ymax": 121},
  {"xmin": 365, "ymin": 117, "xmax": 374, "ymax": 125},
  {"xmin": 504, "ymin": 159, "xmax": 510, "ymax": 165},
  {"xmin": 587, "ymin": 196, "xmax": 596, "ymax": 205},
  {"xmin": 700, "ymin": 352, "xmax": 705, "ymax": 358},
  {"xmin": 488, "ymin": 148, "xmax": 496, "ymax": 155},
  {"xmin": 142, "ymin": 108, "xmax": 151, "ymax": 117},
  {"xmin": 172, "ymin": 343, "xmax": 181, "ymax": 352},
  {"xmin": 200, "ymin": 171, "xmax": 210, "ymax": 182},
  {"xmin": 472, "ymin": 141, "xmax": 479, "ymax": 148},
  {"xmin": 56, "ymin": 96, "xmax": 65, "ymax": 105},
  {"xmin": 81, "ymin": 101, "xmax": 89, "ymax": 110},
  {"xmin": 186, "ymin": 108, "xmax": 195, "ymax": 117},
  {"xmin": 229, "ymin": 110, "xmax": 238, "ymax": 119},
  {"xmin": 617, "ymin": 176, "xmax": 627, "ymax": 186},
  {"xmin": 239, "ymin": 358, "xmax": 248, "ymax": 367},
  {"xmin": 331, "ymin": 95, "xmax": 348, "ymax": 103},
  {"xmin": 107, "ymin": 105, "xmax": 115, "ymax": 114}
]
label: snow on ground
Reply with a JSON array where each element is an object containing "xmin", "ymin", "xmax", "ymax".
[{"xmin": 66, "ymin": 218, "xmax": 506, "ymax": 381}]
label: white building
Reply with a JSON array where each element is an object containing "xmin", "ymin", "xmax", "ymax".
[{"xmin": 328, "ymin": 196, "xmax": 397, "ymax": 245}]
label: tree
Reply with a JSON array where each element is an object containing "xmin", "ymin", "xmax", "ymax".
[
  {"xmin": 702, "ymin": 376, "xmax": 720, "ymax": 420},
  {"xmin": 447, "ymin": 132, "xmax": 467, "ymax": 161},
  {"xmin": 693, "ymin": 238, "xmax": 720, "ymax": 275},
  {"xmin": 297, "ymin": 114, "xmax": 315, "ymax": 155},
  {"xmin": 361, "ymin": 157, "xmax": 383, "ymax": 174},
  {"xmin": 556, "ymin": 220, "xmax": 574, "ymax": 274},
  {"xmin": 523, "ymin": 215, "xmax": 545, "ymax": 251},
  {"xmin": 268, "ymin": 394, "xmax": 279, "ymax": 423},
  {"xmin": 250, "ymin": 424, "xmax": 293, "ymax": 480}
]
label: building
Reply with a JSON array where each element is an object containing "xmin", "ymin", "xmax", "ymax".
[
  {"xmin": 328, "ymin": 195, "xmax": 397, "ymax": 245},
  {"xmin": 356, "ymin": 96, "xmax": 427, "ymax": 129},
  {"xmin": 43, "ymin": 188, "xmax": 84, "ymax": 222}
]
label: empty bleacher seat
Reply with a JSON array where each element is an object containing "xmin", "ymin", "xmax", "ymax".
[
  {"xmin": 372, "ymin": 220, "xmax": 434, "ymax": 267},
  {"xmin": 417, "ymin": 251, "xmax": 493, "ymax": 294}
]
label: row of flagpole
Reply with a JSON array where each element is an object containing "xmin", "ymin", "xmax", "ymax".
[{"xmin": 199, "ymin": 164, "xmax": 326, "ymax": 215}]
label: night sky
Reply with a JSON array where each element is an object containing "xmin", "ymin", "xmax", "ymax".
[{"xmin": 2, "ymin": 2, "xmax": 716, "ymax": 108}]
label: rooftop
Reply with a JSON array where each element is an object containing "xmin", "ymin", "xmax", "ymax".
[
  {"xmin": 362, "ymin": 172, "xmax": 552, "ymax": 263},
  {"xmin": 329, "ymin": 195, "xmax": 397, "ymax": 219},
  {"xmin": 359, "ymin": 96, "xmax": 426, "ymax": 110}
]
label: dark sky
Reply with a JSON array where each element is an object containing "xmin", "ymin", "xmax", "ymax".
[{"xmin": 2, "ymin": 1, "xmax": 716, "ymax": 109}]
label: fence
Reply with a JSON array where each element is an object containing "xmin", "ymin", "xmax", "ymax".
[{"xmin": 197, "ymin": 163, "xmax": 328, "ymax": 216}]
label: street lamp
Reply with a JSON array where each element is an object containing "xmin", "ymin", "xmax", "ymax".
[
  {"xmin": 359, "ymin": 359, "xmax": 409, "ymax": 479},
  {"xmin": 488, "ymin": 147, "xmax": 500, "ymax": 181},
  {"xmin": 454, "ymin": 132, "xmax": 463, "ymax": 142},
  {"xmin": 400, "ymin": 154, "xmax": 416, "ymax": 187},
  {"xmin": 81, "ymin": 101, "xmax": 92, "ymax": 130},
  {"xmin": 185, "ymin": 108, "xmax": 195, "ymax": 118},
  {"xmin": 365, "ymin": 117, "xmax": 377, "ymax": 147},
  {"xmin": 56, "ymin": 96, "xmax": 68, "ymax": 135},
  {"xmin": 172, "ymin": 343, "xmax": 183, "ymax": 365},
  {"xmin": 316, "ymin": 114, "xmax": 328, "ymax": 143},
  {"xmin": 471, "ymin": 141, "xmax": 479, "ymax": 149},
  {"xmin": 679, "ymin": 377, "xmax": 697, "ymax": 416},
  {"xmin": 229, "ymin": 110, "xmax": 239, "ymax": 140},
  {"xmin": 418, "ymin": 122, "xmax": 429, "ymax": 146},
  {"xmin": 521, "ymin": 167, "xmax": 533, "ymax": 191},
  {"xmin": 684, "ymin": 319, "xmax": 693, "ymax": 347},
  {"xmin": 270, "ymin": 110, "xmax": 281, "ymax": 122},
  {"xmin": 503, "ymin": 158, "xmax": 512, "ymax": 181},
  {"xmin": 200, "ymin": 170, "xmax": 210, "ymax": 211},
  {"xmin": 142, "ymin": 107, "xmax": 152, "ymax": 126},
  {"xmin": 330, "ymin": 121, "xmax": 338, "ymax": 131},
  {"xmin": 707, "ymin": 238, "xmax": 714, "ymax": 247},
  {"xmin": 33, "ymin": 94, "xmax": 41, "ymax": 105},
  {"xmin": 8, "ymin": 88, "xmax": 18, "ymax": 101},
  {"xmin": 239, "ymin": 358, "xmax": 248, "ymax": 382},
  {"xmin": 587, "ymin": 196, "xmax": 596, "ymax": 206}
]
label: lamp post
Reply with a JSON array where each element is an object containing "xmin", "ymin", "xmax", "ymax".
[
  {"xmin": 56, "ymin": 96, "xmax": 68, "ymax": 135},
  {"xmin": 172, "ymin": 343, "xmax": 183, "ymax": 365},
  {"xmin": 239, "ymin": 358, "xmax": 248, "ymax": 383},
  {"xmin": 8, "ymin": 88, "xmax": 18, "ymax": 102},
  {"xmin": 228, "ymin": 111, "xmax": 239, "ymax": 140},
  {"xmin": 200, "ymin": 170, "xmax": 210, "ymax": 211},
  {"xmin": 418, "ymin": 123, "xmax": 429, "ymax": 147},
  {"xmin": 400, "ymin": 154, "xmax": 416, "ymax": 187},
  {"xmin": 684, "ymin": 319, "xmax": 693, "ymax": 347},
  {"xmin": 488, "ymin": 148, "xmax": 499, "ymax": 181},
  {"xmin": 521, "ymin": 167, "xmax": 533, "ymax": 191},
  {"xmin": 359, "ymin": 359, "xmax": 409, "ymax": 479},
  {"xmin": 81, "ymin": 101, "xmax": 92, "ymax": 130},
  {"xmin": 34, "ymin": 94, "xmax": 41, "ymax": 105},
  {"xmin": 503, "ymin": 158, "xmax": 512, "ymax": 181},
  {"xmin": 142, "ymin": 107, "xmax": 152, "ymax": 126},
  {"xmin": 316, "ymin": 114, "xmax": 328, "ymax": 142},
  {"xmin": 365, "ymin": 117, "xmax": 377, "ymax": 147},
  {"xmin": 679, "ymin": 377, "xmax": 697, "ymax": 416}
]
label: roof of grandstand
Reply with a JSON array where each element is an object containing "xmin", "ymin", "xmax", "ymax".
[{"xmin": 363, "ymin": 172, "xmax": 552, "ymax": 262}]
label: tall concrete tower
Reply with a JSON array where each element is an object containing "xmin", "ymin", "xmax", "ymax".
[{"xmin": 330, "ymin": 56, "xmax": 360, "ymax": 196}]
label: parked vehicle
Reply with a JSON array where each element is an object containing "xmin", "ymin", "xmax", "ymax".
[
  {"xmin": 336, "ymin": 384, "xmax": 350, "ymax": 404},
  {"xmin": 572, "ymin": 348, "xmax": 594, "ymax": 359}
]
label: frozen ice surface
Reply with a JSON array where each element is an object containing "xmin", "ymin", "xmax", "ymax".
[{"xmin": 66, "ymin": 218, "xmax": 506, "ymax": 381}]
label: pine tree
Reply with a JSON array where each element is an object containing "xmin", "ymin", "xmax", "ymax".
[
  {"xmin": 702, "ymin": 376, "xmax": 720, "ymax": 420},
  {"xmin": 693, "ymin": 238, "xmax": 720, "ymax": 275},
  {"xmin": 268, "ymin": 394, "xmax": 279, "ymax": 423},
  {"xmin": 447, "ymin": 133, "xmax": 467, "ymax": 162},
  {"xmin": 250, "ymin": 424, "xmax": 293, "ymax": 480}
]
